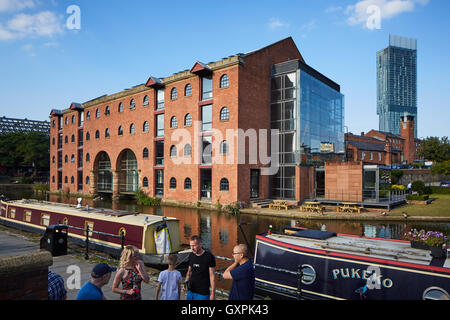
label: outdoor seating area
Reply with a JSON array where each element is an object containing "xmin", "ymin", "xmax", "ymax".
[
  {"xmin": 336, "ymin": 202, "xmax": 363, "ymax": 214},
  {"xmin": 300, "ymin": 201, "xmax": 324, "ymax": 214},
  {"xmin": 269, "ymin": 200, "xmax": 289, "ymax": 210}
]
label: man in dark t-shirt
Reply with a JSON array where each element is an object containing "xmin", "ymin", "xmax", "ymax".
[
  {"xmin": 184, "ymin": 235, "xmax": 216, "ymax": 300},
  {"xmin": 223, "ymin": 244, "xmax": 255, "ymax": 300}
]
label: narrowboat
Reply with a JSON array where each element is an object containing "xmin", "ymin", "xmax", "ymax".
[
  {"xmin": 254, "ymin": 226, "xmax": 450, "ymax": 300},
  {"xmin": 0, "ymin": 199, "xmax": 190, "ymax": 270}
]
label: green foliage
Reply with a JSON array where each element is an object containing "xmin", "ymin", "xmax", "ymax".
[
  {"xmin": 0, "ymin": 131, "xmax": 49, "ymax": 175},
  {"xmin": 134, "ymin": 188, "xmax": 161, "ymax": 206},
  {"xmin": 431, "ymin": 160, "xmax": 450, "ymax": 176},
  {"xmin": 411, "ymin": 180, "xmax": 425, "ymax": 195},
  {"xmin": 418, "ymin": 136, "xmax": 450, "ymax": 163},
  {"xmin": 33, "ymin": 183, "xmax": 50, "ymax": 193},
  {"xmin": 429, "ymin": 186, "xmax": 450, "ymax": 195},
  {"xmin": 406, "ymin": 194, "xmax": 429, "ymax": 201},
  {"xmin": 390, "ymin": 170, "xmax": 404, "ymax": 185}
]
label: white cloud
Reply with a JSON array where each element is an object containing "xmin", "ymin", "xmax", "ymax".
[
  {"xmin": 0, "ymin": 0, "xmax": 35, "ymax": 12},
  {"xmin": 0, "ymin": 10, "xmax": 63, "ymax": 40},
  {"xmin": 300, "ymin": 19, "xmax": 317, "ymax": 38},
  {"xmin": 268, "ymin": 18, "xmax": 289, "ymax": 29},
  {"xmin": 346, "ymin": 0, "xmax": 429, "ymax": 28}
]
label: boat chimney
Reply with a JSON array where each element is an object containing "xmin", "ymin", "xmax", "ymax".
[{"xmin": 268, "ymin": 225, "xmax": 272, "ymax": 235}]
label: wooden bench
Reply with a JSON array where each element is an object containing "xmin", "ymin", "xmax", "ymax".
[
  {"xmin": 300, "ymin": 201, "xmax": 323, "ymax": 214},
  {"xmin": 269, "ymin": 200, "xmax": 289, "ymax": 210},
  {"xmin": 337, "ymin": 202, "xmax": 362, "ymax": 214}
]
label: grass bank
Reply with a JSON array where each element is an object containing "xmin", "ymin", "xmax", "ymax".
[{"xmin": 389, "ymin": 194, "xmax": 450, "ymax": 217}]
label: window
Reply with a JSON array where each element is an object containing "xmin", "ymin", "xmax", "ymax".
[
  {"xmin": 86, "ymin": 176, "xmax": 90, "ymax": 185},
  {"xmin": 41, "ymin": 213, "xmax": 50, "ymax": 226},
  {"xmin": 52, "ymin": 175, "xmax": 55, "ymax": 183},
  {"xmin": 52, "ymin": 137, "xmax": 55, "ymax": 145},
  {"xmin": 105, "ymin": 106, "xmax": 110, "ymax": 115},
  {"xmin": 143, "ymin": 177, "xmax": 148, "ymax": 187},
  {"xmin": 171, "ymin": 88, "xmax": 177, "ymax": 100},
  {"xmin": 71, "ymin": 155, "xmax": 75, "ymax": 163},
  {"xmin": 130, "ymin": 124, "xmax": 135, "ymax": 134},
  {"xmin": 220, "ymin": 141, "xmax": 229, "ymax": 155},
  {"xmin": 220, "ymin": 178, "xmax": 229, "ymax": 191},
  {"xmin": 156, "ymin": 114, "xmax": 164, "ymax": 137},
  {"xmin": 170, "ymin": 177, "xmax": 177, "ymax": 189},
  {"xmin": 378, "ymin": 152, "xmax": 382, "ymax": 161},
  {"xmin": 65, "ymin": 135, "xmax": 68, "ymax": 144},
  {"xmin": 157, "ymin": 89, "xmax": 164, "ymax": 109},
  {"xmin": 118, "ymin": 126, "xmax": 123, "ymax": 136},
  {"xmin": 86, "ymin": 111, "xmax": 91, "ymax": 120},
  {"xmin": 202, "ymin": 76, "xmax": 213, "ymax": 100},
  {"xmin": 71, "ymin": 134, "xmax": 75, "ymax": 143},
  {"xmin": 105, "ymin": 128, "xmax": 110, "ymax": 138},
  {"xmin": 86, "ymin": 132, "xmax": 90, "ymax": 141},
  {"xmin": 184, "ymin": 144, "xmax": 191, "ymax": 156},
  {"xmin": 170, "ymin": 145, "xmax": 177, "ymax": 158},
  {"xmin": 220, "ymin": 74, "xmax": 229, "ymax": 88},
  {"xmin": 155, "ymin": 141, "xmax": 164, "ymax": 166},
  {"xmin": 52, "ymin": 156, "xmax": 55, "ymax": 163},
  {"xmin": 52, "ymin": 120, "xmax": 55, "ymax": 128},
  {"xmin": 143, "ymin": 121, "xmax": 149, "ymax": 132},
  {"xmin": 202, "ymin": 136, "xmax": 212, "ymax": 164},
  {"xmin": 201, "ymin": 105, "xmax": 212, "ymax": 131},
  {"xmin": 184, "ymin": 113, "xmax": 192, "ymax": 127},
  {"xmin": 96, "ymin": 109, "xmax": 100, "ymax": 118},
  {"xmin": 63, "ymin": 218, "xmax": 68, "ymax": 225},
  {"xmin": 71, "ymin": 176, "xmax": 75, "ymax": 184},
  {"xmin": 118, "ymin": 102, "xmax": 124, "ymax": 112},
  {"xmin": 220, "ymin": 107, "xmax": 229, "ymax": 121},
  {"xmin": 170, "ymin": 116, "xmax": 177, "ymax": 128},
  {"xmin": 143, "ymin": 95, "xmax": 149, "ymax": 106},
  {"xmin": 8, "ymin": 208, "xmax": 15, "ymax": 219},
  {"xmin": 84, "ymin": 221, "xmax": 94, "ymax": 237},
  {"xmin": 95, "ymin": 130, "xmax": 100, "ymax": 139},
  {"xmin": 184, "ymin": 178, "xmax": 192, "ymax": 190},
  {"xmin": 65, "ymin": 117, "xmax": 69, "ymax": 125},
  {"xmin": 130, "ymin": 99, "xmax": 135, "ymax": 110},
  {"xmin": 72, "ymin": 115, "xmax": 76, "ymax": 124},
  {"xmin": 185, "ymin": 84, "xmax": 192, "ymax": 97},
  {"xmin": 143, "ymin": 148, "xmax": 149, "ymax": 159},
  {"xmin": 65, "ymin": 155, "xmax": 68, "ymax": 163},
  {"xmin": 86, "ymin": 153, "xmax": 90, "ymax": 162}
]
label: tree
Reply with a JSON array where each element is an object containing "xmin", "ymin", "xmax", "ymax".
[{"xmin": 418, "ymin": 136, "xmax": 450, "ymax": 163}]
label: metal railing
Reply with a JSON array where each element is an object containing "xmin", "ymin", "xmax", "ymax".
[{"xmin": 315, "ymin": 188, "xmax": 407, "ymax": 203}]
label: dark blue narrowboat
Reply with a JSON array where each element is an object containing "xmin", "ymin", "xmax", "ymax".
[{"xmin": 254, "ymin": 227, "xmax": 450, "ymax": 300}]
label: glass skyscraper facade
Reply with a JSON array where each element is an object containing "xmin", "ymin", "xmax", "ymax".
[
  {"xmin": 270, "ymin": 60, "xmax": 344, "ymax": 199},
  {"xmin": 377, "ymin": 35, "xmax": 417, "ymax": 137}
]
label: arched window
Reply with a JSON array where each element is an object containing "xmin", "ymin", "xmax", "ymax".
[
  {"xmin": 65, "ymin": 117, "xmax": 69, "ymax": 125},
  {"xmin": 71, "ymin": 134, "xmax": 75, "ymax": 142},
  {"xmin": 143, "ymin": 121, "xmax": 149, "ymax": 132},
  {"xmin": 185, "ymin": 84, "xmax": 192, "ymax": 96},
  {"xmin": 118, "ymin": 126, "xmax": 123, "ymax": 136},
  {"xmin": 64, "ymin": 176, "xmax": 68, "ymax": 183},
  {"xmin": 143, "ymin": 177, "xmax": 149, "ymax": 187},
  {"xmin": 52, "ymin": 176, "xmax": 55, "ymax": 183},
  {"xmin": 171, "ymin": 88, "xmax": 177, "ymax": 100},
  {"xmin": 86, "ymin": 176, "xmax": 90, "ymax": 185},
  {"xmin": 86, "ymin": 132, "xmax": 90, "ymax": 141},
  {"xmin": 71, "ymin": 176, "xmax": 74, "ymax": 184},
  {"xmin": 220, "ymin": 74, "xmax": 229, "ymax": 88},
  {"xmin": 95, "ymin": 130, "xmax": 100, "ymax": 139},
  {"xmin": 118, "ymin": 102, "xmax": 123, "ymax": 113},
  {"xmin": 65, "ymin": 136, "xmax": 68, "ymax": 144},
  {"xmin": 184, "ymin": 178, "xmax": 192, "ymax": 190},
  {"xmin": 72, "ymin": 115, "xmax": 76, "ymax": 124},
  {"xmin": 170, "ymin": 116, "xmax": 177, "ymax": 128},
  {"xmin": 184, "ymin": 144, "xmax": 192, "ymax": 156},
  {"xmin": 96, "ymin": 109, "xmax": 100, "ymax": 118},
  {"xmin": 170, "ymin": 145, "xmax": 177, "ymax": 158},
  {"xmin": 220, "ymin": 178, "xmax": 229, "ymax": 191},
  {"xmin": 86, "ymin": 111, "xmax": 91, "ymax": 120},
  {"xmin": 65, "ymin": 155, "xmax": 68, "ymax": 163},
  {"xmin": 130, "ymin": 99, "xmax": 135, "ymax": 110},
  {"xmin": 220, "ymin": 107, "xmax": 229, "ymax": 121},
  {"xmin": 52, "ymin": 137, "xmax": 55, "ymax": 145},
  {"xmin": 220, "ymin": 140, "xmax": 229, "ymax": 154},
  {"xmin": 105, "ymin": 128, "xmax": 110, "ymax": 138},
  {"xmin": 143, "ymin": 95, "xmax": 149, "ymax": 106},
  {"xmin": 184, "ymin": 113, "xmax": 192, "ymax": 127},
  {"xmin": 71, "ymin": 155, "xmax": 75, "ymax": 163},
  {"xmin": 105, "ymin": 106, "xmax": 110, "ymax": 115},
  {"xmin": 52, "ymin": 156, "xmax": 55, "ymax": 163},
  {"xmin": 143, "ymin": 148, "xmax": 149, "ymax": 159},
  {"xmin": 86, "ymin": 153, "xmax": 90, "ymax": 162},
  {"xmin": 170, "ymin": 177, "xmax": 177, "ymax": 189},
  {"xmin": 130, "ymin": 124, "xmax": 135, "ymax": 134}
]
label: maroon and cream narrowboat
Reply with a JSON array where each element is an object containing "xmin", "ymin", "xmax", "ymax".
[{"xmin": 0, "ymin": 199, "xmax": 189, "ymax": 269}]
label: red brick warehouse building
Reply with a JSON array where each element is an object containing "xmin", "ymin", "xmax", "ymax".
[{"xmin": 49, "ymin": 37, "xmax": 345, "ymax": 205}]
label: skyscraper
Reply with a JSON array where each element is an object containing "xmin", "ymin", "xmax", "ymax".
[{"xmin": 377, "ymin": 35, "xmax": 417, "ymax": 138}]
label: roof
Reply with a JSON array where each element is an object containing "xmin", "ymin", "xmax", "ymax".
[{"xmin": 348, "ymin": 140, "xmax": 386, "ymax": 152}]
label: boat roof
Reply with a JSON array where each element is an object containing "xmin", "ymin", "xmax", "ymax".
[
  {"xmin": 5, "ymin": 199, "xmax": 176, "ymax": 227},
  {"xmin": 264, "ymin": 230, "xmax": 450, "ymax": 269}
]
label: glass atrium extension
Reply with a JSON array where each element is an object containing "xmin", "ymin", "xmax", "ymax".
[{"xmin": 270, "ymin": 60, "xmax": 344, "ymax": 200}]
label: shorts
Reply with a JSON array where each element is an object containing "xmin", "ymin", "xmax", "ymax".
[{"xmin": 186, "ymin": 291, "xmax": 209, "ymax": 300}]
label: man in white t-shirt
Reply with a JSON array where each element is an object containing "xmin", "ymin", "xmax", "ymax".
[{"xmin": 156, "ymin": 254, "xmax": 183, "ymax": 300}]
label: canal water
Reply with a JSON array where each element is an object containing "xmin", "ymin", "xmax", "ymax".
[{"xmin": 3, "ymin": 189, "xmax": 449, "ymax": 293}]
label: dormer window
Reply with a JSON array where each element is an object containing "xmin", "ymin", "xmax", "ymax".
[
  {"xmin": 202, "ymin": 76, "xmax": 213, "ymax": 100},
  {"xmin": 157, "ymin": 89, "xmax": 165, "ymax": 109}
]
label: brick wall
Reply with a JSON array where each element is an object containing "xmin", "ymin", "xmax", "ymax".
[
  {"xmin": 0, "ymin": 250, "xmax": 52, "ymax": 300},
  {"xmin": 325, "ymin": 162, "xmax": 363, "ymax": 202}
]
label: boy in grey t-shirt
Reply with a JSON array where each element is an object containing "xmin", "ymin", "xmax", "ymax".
[{"xmin": 156, "ymin": 254, "xmax": 183, "ymax": 300}]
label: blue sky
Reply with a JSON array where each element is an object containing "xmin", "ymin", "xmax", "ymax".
[{"xmin": 0, "ymin": 0, "xmax": 449, "ymax": 138}]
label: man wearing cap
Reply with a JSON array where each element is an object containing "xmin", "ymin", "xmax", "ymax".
[{"xmin": 76, "ymin": 263, "xmax": 117, "ymax": 300}]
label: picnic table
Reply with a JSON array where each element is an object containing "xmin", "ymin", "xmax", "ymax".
[
  {"xmin": 300, "ymin": 201, "xmax": 323, "ymax": 214},
  {"xmin": 337, "ymin": 202, "xmax": 362, "ymax": 214},
  {"xmin": 269, "ymin": 200, "xmax": 289, "ymax": 210}
]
